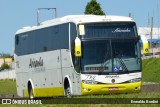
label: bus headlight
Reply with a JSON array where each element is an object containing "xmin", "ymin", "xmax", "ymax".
[
  {"xmin": 82, "ymin": 80, "xmax": 98, "ymax": 84},
  {"xmin": 128, "ymin": 78, "xmax": 141, "ymax": 83}
]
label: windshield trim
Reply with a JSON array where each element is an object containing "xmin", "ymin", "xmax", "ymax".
[{"xmin": 80, "ymin": 39, "xmax": 141, "ymax": 74}]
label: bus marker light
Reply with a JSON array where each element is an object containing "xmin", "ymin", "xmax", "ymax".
[{"xmin": 83, "ymin": 88, "xmax": 91, "ymax": 92}]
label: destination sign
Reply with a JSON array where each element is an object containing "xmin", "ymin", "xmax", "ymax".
[{"xmin": 86, "ymin": 67, "xmax": 108, "ymax": 71}]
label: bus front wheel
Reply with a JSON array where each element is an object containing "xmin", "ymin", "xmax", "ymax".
[
  {"xmin": 65, "ymin": 86, "xmax": 71, "ymax": 97},
  {"xmin": 64, "ymin": 79, "xmax": 71, "ymax": 97}
]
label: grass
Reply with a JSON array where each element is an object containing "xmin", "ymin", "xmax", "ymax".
[
  {"xmin": 142, "ymin": 58, "xmax": 160, "ymax": 83},
  {"xmin": 0, "ymin": 79, "xmax": 16, "ymax": 94},
  {"xmin": 0, "ymin": 105, "xmax": 158, "ymax": 107},
  {"xmin": 1, "ymin": 93, "xmax": 159, "ymax": 107}
]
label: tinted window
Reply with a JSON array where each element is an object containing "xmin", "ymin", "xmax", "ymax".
[
  {"xmin": 15, "ymin": 23, "xmax": 70, "ymax": 56},
  {"xmin": 79, "ymin": 22, "xmax": 137, "ymax": 39}
]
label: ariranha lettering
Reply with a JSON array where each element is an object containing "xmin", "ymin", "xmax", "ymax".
[
  {"xmin": 29, "ymin": 57, "xmax": 43, "ymax": 68},
  {"xmin": 113, "ymin": 28, "xmax": 130, "ymax": 33}
]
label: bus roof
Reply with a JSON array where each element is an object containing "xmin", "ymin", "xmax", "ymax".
[{"xmin": 16, "ymin": 15, "xmax": 134, "ymax": 34}]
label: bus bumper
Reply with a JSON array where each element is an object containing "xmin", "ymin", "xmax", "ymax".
[{"xmin": 81, "ymin": 81, "xmax": 142, "ymax": 95}]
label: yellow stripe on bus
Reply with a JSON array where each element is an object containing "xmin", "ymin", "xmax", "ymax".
[
  {"xmin": 81, "ymin": 81, "xmax": 141, "ymax": 95},
  {"xmin": 24, "ymin": 87, "xmax": 64, "ymax": 97}
]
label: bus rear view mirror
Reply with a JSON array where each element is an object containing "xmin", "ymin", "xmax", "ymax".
[{"xmin": 75, "ymin": 37, "xmax": 82, "ymax": 57}]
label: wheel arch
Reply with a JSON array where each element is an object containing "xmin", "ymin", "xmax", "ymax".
[
  {"xmin": 63, "ymin": 75, "xmax": 73, "ymax": 95},
  {"xmin": 27, "ymin": 79, "xmax": 34, "ymax": 89},
  {"xmin": 27, "ymin": 79, "xmax": 34, "ymax": 96}
]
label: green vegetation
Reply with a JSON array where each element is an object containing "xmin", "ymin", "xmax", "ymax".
[
  {"xmin": 1, "ymin": 62, "xmax": 10, "ymax": 69},
  {"xmin": 84, "ymin": 0, "xmax": 105, "ymax": 15},
  {"xmin": 0, "ymin": 79, "xmax": 16, "ymax": 94},
  {"xmin": 0, "ymin": 53, "xmax": 14, "ymax": 61},
  {"xmin": 142, "ymin": 58, "xmax": 160, "ymax": 83}
]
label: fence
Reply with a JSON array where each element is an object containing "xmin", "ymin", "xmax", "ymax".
[{"xmin": 0, "ymin": 70, "xmax": 15, "ymax": 79}]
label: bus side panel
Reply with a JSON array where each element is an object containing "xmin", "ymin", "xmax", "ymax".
[
  {"xmin": 15, "ymin": 55, "xmax": 30, "ymax": 97},
  {"xmin": 29, "ymin": 50, "xmax": 64, "ymax": 97},
  {"xmin": 61, "ymin": 49, "xmax": 81, "ymax": 96},
  {"xmin": 15, "ymin": 72, "xmax": 29, "ymax": 97},
  {"xmin": 15, "ymin": 50, "xmax": 65, "ymax": 97}
]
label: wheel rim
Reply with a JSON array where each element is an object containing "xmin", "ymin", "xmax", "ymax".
[
  {"xmin": 65, "ymin": 87, "xmax": 71, "ymax": 97},
  {"xmin": 29, "ymin": 88, "xmax": 34, "ymax": 99}
]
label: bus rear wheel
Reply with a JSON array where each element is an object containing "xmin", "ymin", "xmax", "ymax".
[
  {"xmin": 29, "ymin": 88, "xmax": 34, "ymax": 99},
  {"xmin": 28, "ymin": 83, "xmax": 34, "ymax": 99}
]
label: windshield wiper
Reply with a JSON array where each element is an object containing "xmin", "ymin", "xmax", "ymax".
[{"xmin": 116, "ymin": 55, "xmax": 128, "ymax": 72}]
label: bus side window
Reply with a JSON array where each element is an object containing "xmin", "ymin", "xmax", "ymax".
[
  {"xmin": 43, "ymin": 46, "xmax": 48, "ymax": 52},
  {"xmin": 71, "ymin": 40, "xmax": 75, "ymax": 64},
  {"xmin": 55, "ymin": 26, "xmax": 59, "ymax": 34},
  {"xmin": 16, "ymin": 36, "xmax": 19, "ymax": 45}
]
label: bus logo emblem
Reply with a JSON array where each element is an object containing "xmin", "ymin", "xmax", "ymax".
[{"xmin": 111, "ymin": 79, "xmax": 115, "ymax": 84}]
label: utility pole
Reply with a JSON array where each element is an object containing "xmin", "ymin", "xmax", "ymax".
[{"xmin": 150, "ymin": 17, "xmax": 153, "ymax": 57}]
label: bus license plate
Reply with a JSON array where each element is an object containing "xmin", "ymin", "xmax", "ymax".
[{"xmin": 108, "ymin": 87, "xmax": 119, "ymax": 91}]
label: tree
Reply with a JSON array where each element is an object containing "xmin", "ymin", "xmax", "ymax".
[
  {"xmin": 0, "ymin": 53, "xmax": 14, "ymax": 61},
  {"xmin": 84, "ymin": 0, "xmax": 105, "ymax": 15},
  {"xmin": 1, "ymin": 62, "xmax": 10, "ymax": 69},
  {"xmin": 1, "ymin": 59, "xmax": 10, "ymax": 69},
  {"xmin": 0, "ymin": 53, "xmax": 11, "ymax": 58}
]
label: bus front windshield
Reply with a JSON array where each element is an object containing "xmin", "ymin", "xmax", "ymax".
[
  {"xmin": 81, "ymin": 39, "xmax": 141, "ymax": 74},
  {"xmin": 78, "ymin": 22, "xmax": 141, "ymax": 74}
]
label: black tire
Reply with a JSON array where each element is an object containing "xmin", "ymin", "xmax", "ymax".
[
  {"xmin": 28, "ymin": 84, "xmax": 34, "ymax": 99},
  {"xmin": 65, "ymin": 86, "xmax": 71, "ymax": 98},
  {"xmin": 64, "ymin": 79, "xmax": 72, "ymax": 98}
]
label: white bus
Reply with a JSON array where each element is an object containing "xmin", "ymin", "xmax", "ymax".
[{"xmin": 15, "ymin": 15, "xmax": 142, "ymax": 98}]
